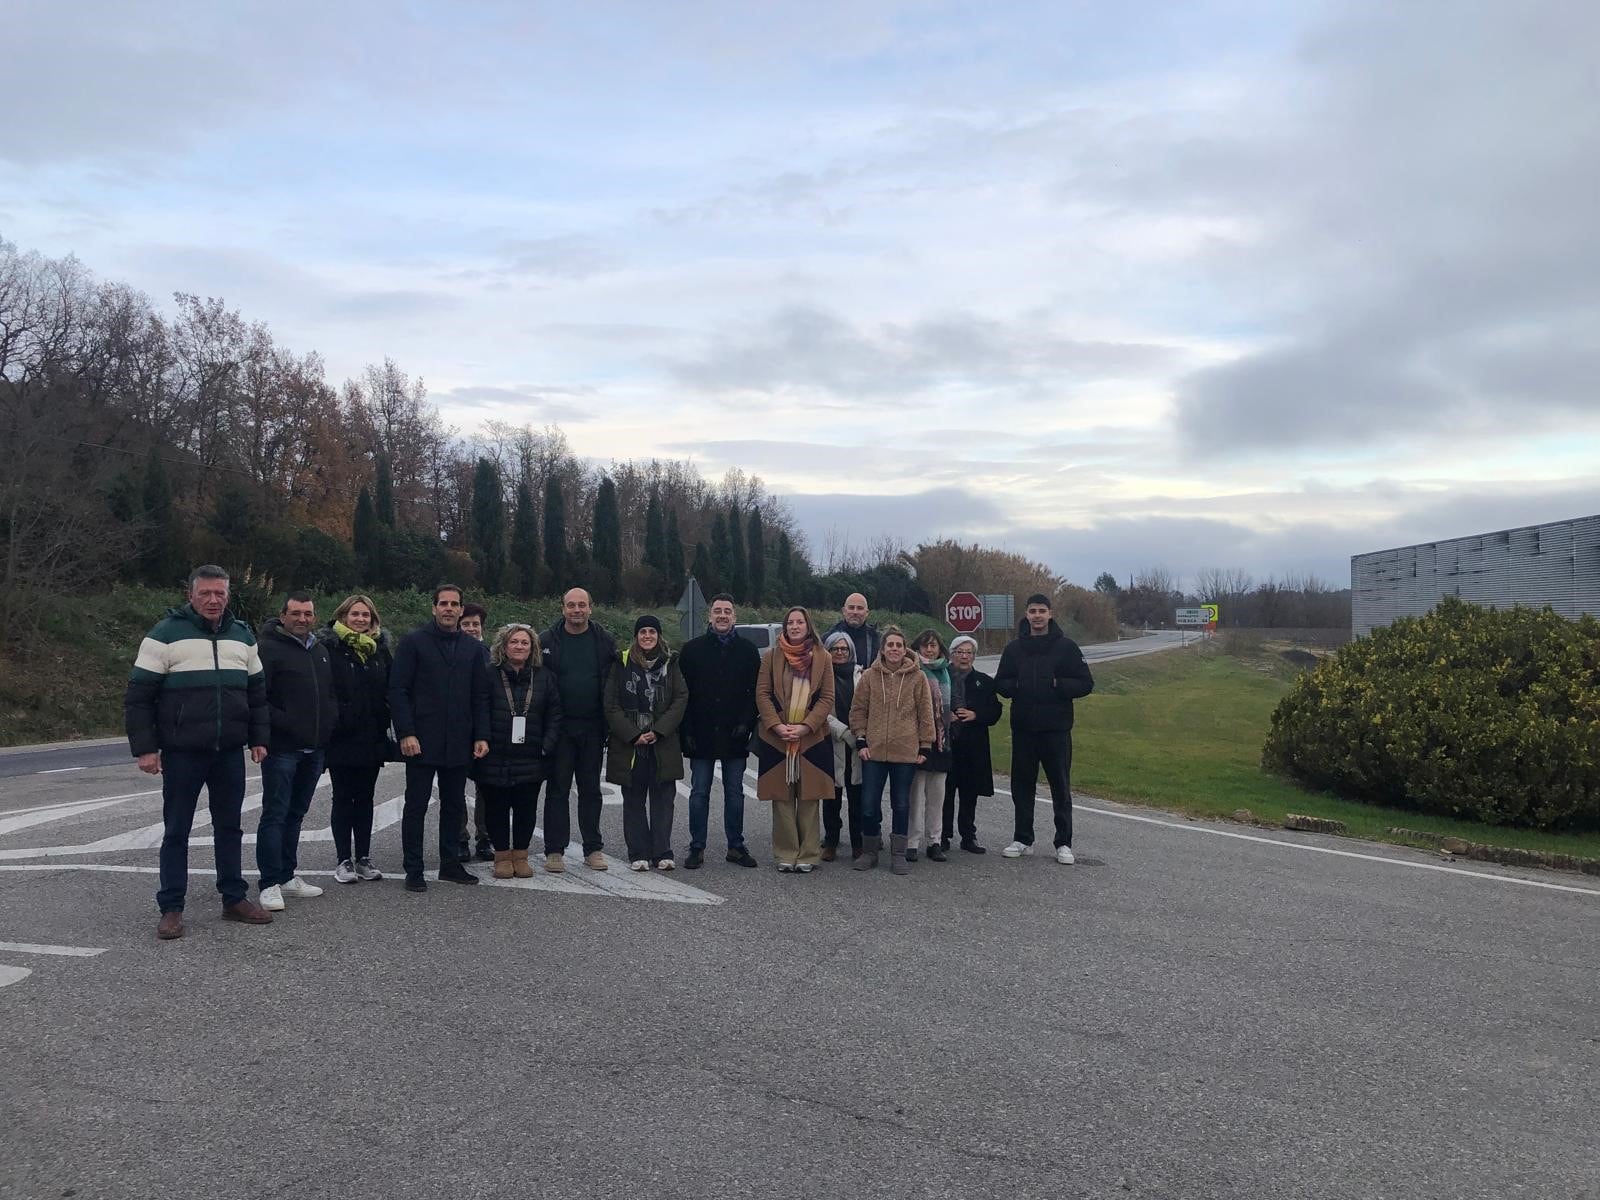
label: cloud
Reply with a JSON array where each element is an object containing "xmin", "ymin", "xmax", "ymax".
[
  {"xmin": 434, "ymin": 383, "xmax": 598, "ymax": 425},
  {"xmin": 670, "ymin": 305, "xmax": 1184, "ymax": 398},
  {"xmin": 498, "ymin": 235, "xmax": 623, "ymax": 280}
]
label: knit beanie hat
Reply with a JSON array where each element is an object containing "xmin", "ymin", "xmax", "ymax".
[
  {"xmin": 949, "ymin": 635, "xmax": 978, "ymax": 654},
  {"xmin": 635, "ymin": 614, "xmax": 662, "ymax": 634}
]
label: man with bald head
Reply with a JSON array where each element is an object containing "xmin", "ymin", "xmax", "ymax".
[
  {"xmin": 539, "ymin": 587, "xmax": 618, "ymax": 870},
  {"xmin": 827, "ymin": 592, "xmax": 882, "ymax": 667}
]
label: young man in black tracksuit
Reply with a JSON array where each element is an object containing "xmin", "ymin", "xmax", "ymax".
[{"xmin": 993, "ymin": 593, "xmax": 1094, "ymax": 864}]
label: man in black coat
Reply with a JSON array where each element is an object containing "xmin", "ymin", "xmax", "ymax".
[
  {"xmin": 388, "ymin": 584, "xmax": 492, "ymax": 891},
  {"xmin": 942, "ymin": 634, "xmax": 1003, "ymax": 854},
  {"xmin": 677, "ymin": 593, "xmax": 760, "ymax": 869},
  {"xmin": 255, "ymin": 592, "xmax": 339, "ymax": 911},
  {"xmin": 993, "ymin": 594, "xmax": 1094, "ymax": 865},
  {"xmin": 826, "ymin": 591, "xmax": 881, "ymax": 668}
]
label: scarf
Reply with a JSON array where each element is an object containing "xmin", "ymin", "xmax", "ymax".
[
  {"xmin": 832, "ymin": 661, "xmax": 856, "ymax": 720},
  {"xmin": 919, "ymin": 656, "xmax": 951, "ymax": 707},
  {"xmin": 334, "ymin": 620, "xmax": 377, "ymax": 663},
  {"xmin": 625, "ymin": 643, "xmax": 666, "ymax": 730},
  {"xmin": 778, "ymin": 640, "xmax": 815, "ymax": 782}
]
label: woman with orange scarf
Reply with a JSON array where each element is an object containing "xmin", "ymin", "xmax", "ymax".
[{"xmin": 755, "ymin": 606, "xmax": 836, "ymax": 872}]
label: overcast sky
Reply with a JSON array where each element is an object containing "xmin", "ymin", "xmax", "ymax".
[{"xmin": 4, "ymin": 0, "xmax": 1596, "ymax": 589}]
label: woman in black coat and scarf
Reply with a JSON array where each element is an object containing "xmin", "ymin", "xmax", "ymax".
[
  {"xmin": 321, "ymin": 595, "xmax": 396, "ymax": 884},
  {"xmin": 472, "ymin": 624, "xmax": 562, "ymax": 878},
  {"xmin": 942, "ymin": 634, "xmax": 1002, "ymax": 853}
]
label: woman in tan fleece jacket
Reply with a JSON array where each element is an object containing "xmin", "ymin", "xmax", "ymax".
[{"xmin": 847, "ymin": 626, "xmax": 934, "ymax": 875}]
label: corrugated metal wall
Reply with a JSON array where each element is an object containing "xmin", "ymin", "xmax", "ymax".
[{"xmin": 1350, "ymin": 515, "xmax": 1600, "ymax": 636}]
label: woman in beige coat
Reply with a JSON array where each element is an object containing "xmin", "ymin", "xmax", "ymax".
[
  {"xmin": 848, "ymin": 626, "xmax": 935, "ymax": 875},
  {"xmin": 755, "ymin": 607, "xmax": 836, "ymax": 872}
]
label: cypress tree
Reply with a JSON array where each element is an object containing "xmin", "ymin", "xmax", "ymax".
[
  {"xmin": 710, "ymin": 512, "xmax": 729, "ymax": 591},
  {"xmin": 727, "ymin": 502, "xmax": 748, "ymax": 604},
  {"xmin": 775, "ymin": 530, "xmax": 795, "ymax": 601},
  {"xmin": 691, "ymin": 542, "xmax": 713, "ymax": 590},
  {"xmin": 510, "ymin": 482, "xmax": 540, "ymax": 596},
  {"xmin": 543, "ymin": 476, "xmax": 566, "ymax": 584},
  {"xmin": 470, "ymin": 457, "xmax": 506, "ymax": 594},
  {"xmin": 746, "ymin": 508, "xmax": 766, "ymax": 605},
  {"xmin": 139, "ymin": 449, "xmax": 180, "ymax": 586},
  {"xmin": 353, "ymin": 486, "xmax": 376, "ymax": 556},
  {"xmin": 373, "ymin": 453, "xmax": 396, "ymax": 527},
  {"xmin": 592, "ymin": 475, "xmax": 622, "ymax": 604},
  {"xmin": 665, "ymin": 508, "xmax": 685, "ymax": 591},
  {"xmin": 643, "ymin": 491, "xmax": 667, "ymax": 572}
]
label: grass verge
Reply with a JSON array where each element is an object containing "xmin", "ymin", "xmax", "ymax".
[{"xmin": 991, "ymin": 644, "xmax": 1600, "ymax": 861}]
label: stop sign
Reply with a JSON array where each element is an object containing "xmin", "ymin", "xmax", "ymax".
[{"xmin": 945, "ymin": 591, "xmax": 984, "ymax": 633}]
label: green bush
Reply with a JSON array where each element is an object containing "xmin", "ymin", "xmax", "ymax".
[{"xmin": 1262, "ymin": 598, "xmax": 1600, "ymax": 831}]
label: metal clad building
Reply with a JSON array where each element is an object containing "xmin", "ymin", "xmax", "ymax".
[{"xmin": 1351, "ymin": 515, "xmax": 1600, "ymax": 636}]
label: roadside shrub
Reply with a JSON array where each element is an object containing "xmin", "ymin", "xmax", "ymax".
[{"xmin": 1262, "ymin": 597, "xmax": 1600, "ymax": 831}]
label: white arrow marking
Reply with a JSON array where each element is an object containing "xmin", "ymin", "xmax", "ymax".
[{"xmin": 0, "ymin": 965, "xmax": 31, "ymax": 990}]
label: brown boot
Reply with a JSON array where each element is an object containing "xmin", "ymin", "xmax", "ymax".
[
  {"xmin": 492, "ymin": 850, "xmax": 514, "ymax": 879},
  {"xmin": 157, "ymin": 912, "xmax": 184, "ymax": 940},
  {"xmin": 222, "ymin": 899, "xmax": 272, "ymax": 924},
  {"xmin": 820, "ymin": 844, "xmax": 836, "ymax": 862},
  {"xmin": 511, "ymin": 849, "xmax": 534, "ymax": 879}
]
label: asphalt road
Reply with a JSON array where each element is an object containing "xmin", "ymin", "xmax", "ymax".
[{"xmin": 1, "ymin": 741, "xmax": 1595, "ymax": 1200}]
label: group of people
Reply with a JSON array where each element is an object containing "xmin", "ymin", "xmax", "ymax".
[{"xmin": 127, "ymin": 565, "xmax": 1093, "ymax": 940}]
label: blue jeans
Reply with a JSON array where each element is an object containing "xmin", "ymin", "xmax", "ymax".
[
  {"xmin": 158, "ymin": 748, "xmax": 248, "ymax": 913},
  {"xmin": 687, "ymin": 757, "xmax": 748, "ymax": 852},
  {"xmin": 860, "ymin": 759, "xmax": 915, "ymax": 838},
  {"xmin": 257, "ymin": 750, "xmax": 325, "ymax": 889}
]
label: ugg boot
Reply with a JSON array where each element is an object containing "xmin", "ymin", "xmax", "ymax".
[
  {"xmin": 890, "ymin": 834, "xmax": 911, "ymax": 875},
  {"xmin": 511, "ymin": 849, "xmax": 533, "ymax": 879},
  {"xmin": 492, "ymin": 850, "xmax": 514, "ymax": 880},
  {"xmin": 852, "ymin": 835, "xmax": 880, "ymax": 871}
]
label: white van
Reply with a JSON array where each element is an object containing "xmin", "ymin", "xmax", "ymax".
[{"xmin": 733, "ymin": 623, "xmax": 784, "ymax": 651}]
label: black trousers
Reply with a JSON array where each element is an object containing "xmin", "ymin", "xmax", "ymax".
[
  {"xmin": 480, "ymin": 781, "xmax": 538, "ymax": 851},
  {"xmin": 822, "ymin": 781, "xmax": 863, "ymax": 849},
  {"xmin": 545, "ymin": 722, "xmax": 605, "ymax": 855},
  {"xmin": 622, "ymin": 779, "xmax": 675, "ymax": 861},
  {"xmin": 329, "ymin": 763, "xmax": 381, "ymax": 862},
  {"xmin": 942, "ymin": 776, "xmax": 980, "ymax": 844},
  {"xmin": 401, "ymin": 762, "xmax": 468, "ymax": 876},
  {"xmin": 1010, "ymin": 728, "xmax": 1074, "ymax": 848}
]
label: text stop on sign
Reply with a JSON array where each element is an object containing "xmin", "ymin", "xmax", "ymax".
[{"xmin": 945, "ymin": 592, "xmax": 984, "ymax": 633}]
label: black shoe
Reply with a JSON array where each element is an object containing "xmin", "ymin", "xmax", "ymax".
[
  {"xmin": 940, "ymin": 837, "xmax": 952, "ymax": 851},
  {"xmin": 905, "ymin": 847, "xmax": 919, "ymax": 863},
  {"xmin": 726, "ymin": 847, "xmax": 758, "ymax": 868},
  {"xmin": 404, "ymin": 874, "xmax": 428, "ymax": 893},
  {"xmin": 961, "ymin": 839, "xmax": 987, "ymax": 855},
  {"xmin": 438, "ymin": 861, "xmax": 480, "ymax": 885},
  {"xmin": 926, "ymin": 843, "xmax": 947, "ymax": 862},
  {"xmin": 685, "ymin": 849, "xmax": 704, "ymax": 869},
  {"xmin": 474, "ymin": 844, "xmax": 496, "ymax": 863}
]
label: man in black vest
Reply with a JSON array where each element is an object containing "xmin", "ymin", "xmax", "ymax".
[
  {"xmin": 993, "ymin": 593, "xmax": 1094, "ymax": 865},
  {"xmin": 256, "ymin": 591, "xmax": 338, "ymax": 911},
  {"xmin": 389, "ymin": 584, "xmax": 491, "ymax": 892},
  {"xmin": 678, "ymin": 593, "xmax": 760, "ymax": 869}
]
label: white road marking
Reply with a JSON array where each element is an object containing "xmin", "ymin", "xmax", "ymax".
[
  {"xmin": 0, "ymin": 941, "xmax": 106, "ymax": 957},
  {"xmin": 0, "ymin": 965, "xmax": 31, "ymax": 989},
  {"xmin": 38, "ymin": 767, "xmax": 84, "ymax": 774},
  {"xmin": 0, "ymin": 789, "xmax": 163, "ymax": 837},
  {"xmin": 989, "ymin": 787, "xmax": 1600, "ymax": 899}
]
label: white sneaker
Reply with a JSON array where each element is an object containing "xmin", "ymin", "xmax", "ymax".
[
  {"xmin": 655, "ymin": 858, "xmax": 675, "ymax": 871},
  {"xmin": 1001, "ymin": 841, "xmax": 1033, "ymax": 858},
  {"xmin": 259, "ymin": 883, "xmax": 285, "ymax": 911},
  {"xmin": 333, "ymin": 860, "xmax": 358, "ymax": 885},
  {"xmin": 280, "ymin": 876, "xmax": 324, "ymax": 899},
  {"xmin": 353, "ymin": 858, "xmax": 383, "ymax": 881},
  {"xmin": 629, "ymin": 859, "xmax": 650, "ymax": 872},
  {"xmin": 1055, "ymin": 845, "xmax": 1076, "ymax": 865}
]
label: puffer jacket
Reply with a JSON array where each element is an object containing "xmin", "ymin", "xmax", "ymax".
[
  {"xmin": 994, "ymin": 617, "xmax": 1095, "ymax": 732},
  {"xmin": 258, "ymin": 617, "xmax": 338, "ymax": 752},
  {"xmin": 848, "ymin": 652, "xmax": 934, "ymax": 765},
  {"xmin": 472, "ymin": 659, "xmax": 562, "ymax": 788},
  {"xmin": 125, "ymin": 604, "xmax": 269, "ymax": 756},
  {"xmin": 319, "ymin": 625, "xmax": 395, "ymax": 768},
  {"xmin": 604, "ymin": 647, "xmax": 688, "ymax": 785}
]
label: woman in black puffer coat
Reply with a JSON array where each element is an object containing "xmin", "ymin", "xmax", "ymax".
[
  {"xmin": 321, "ymin": 595, "xmax": 397, "ymax": 884},
  {"xmin": 472, "ymin": 623, "xmax": 562, "ymax": 878}
]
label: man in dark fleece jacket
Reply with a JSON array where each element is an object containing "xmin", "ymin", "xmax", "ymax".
[
  {"xmin": 124, "ymin": 564, "xmax": 273, "ymax": 940},
  {"xmin": 388, "ymin": 584, "xmax": 492, "ymax": 891},
  {"xmin": 539, "ymin": 587, "xmax": 618, "ymax": 870},
  {"xmin": 993, "ymin": 593, "xmax": 1094, "ymax": 864},
  {"xmin": 255, "ymin": 591, "xmax": 338, "ymax": 912}
]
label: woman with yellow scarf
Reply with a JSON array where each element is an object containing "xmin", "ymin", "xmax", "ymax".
[{"xmin": 755, "ymin": 606, "xmax": 836, "ymax": 872}]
